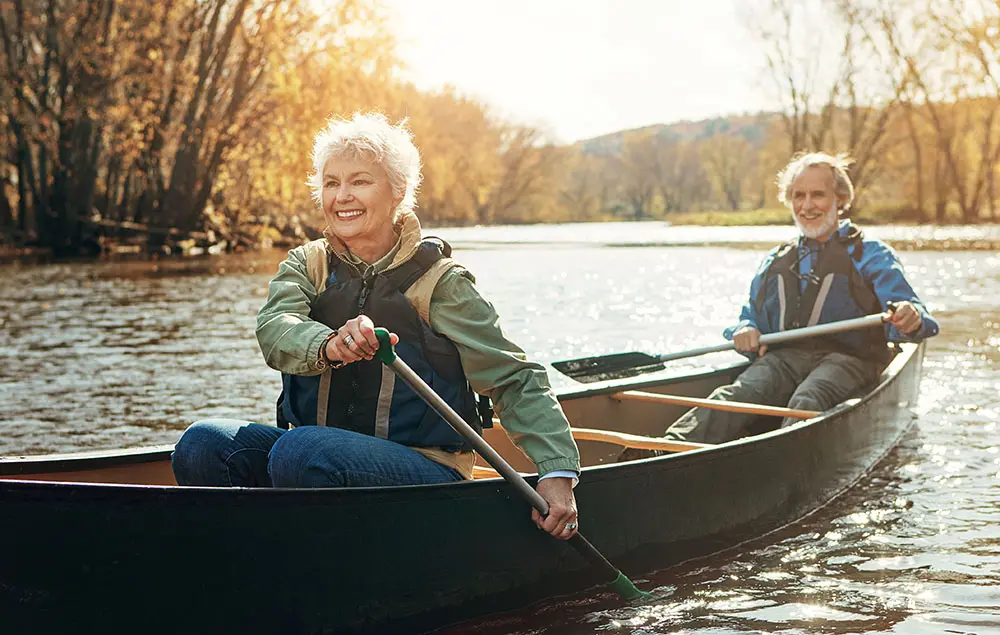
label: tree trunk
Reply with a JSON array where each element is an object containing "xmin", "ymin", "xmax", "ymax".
[
  {"xmin": 0, "ymin": 179, "xmax": 12, "ymax": 229},
  {"xmin": 904, "ymin": 106, "xmax": 925, "ymax": 221}
]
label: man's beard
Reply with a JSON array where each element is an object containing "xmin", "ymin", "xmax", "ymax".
[{"xmin": 793, "ymin": 203, "xmax": 839, "ymax": 240}]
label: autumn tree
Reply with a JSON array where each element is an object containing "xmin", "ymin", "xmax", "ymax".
[
  {"xmin": 559, "ymin": 150, "xmax": 612, "ymax": 221},
  {"xmin": 484, "ymin": 125, "xmax": 566, "ymax": 224},
  {"xmin": 750, "ymin": 0, "xmax": 908, "ymax": 212},
  {"xmin": 0, "ymin": 0, "xmax": 390, "ymax": 255},
  {"xmin": 701, "ymin": 134, "xmax": 755, "ymax": 210}
]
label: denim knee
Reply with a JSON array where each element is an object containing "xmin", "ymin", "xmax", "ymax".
[
  {"xmin": 268, "ymin": 427, "xmax": 340, "ymax": 488},
  {"xmin": 172, "ymin": 420, "xmax": 230, "ymax": 485},
  {"xmin": 171, "ymin": 418, "xmax": 274, "ymax": 487}
]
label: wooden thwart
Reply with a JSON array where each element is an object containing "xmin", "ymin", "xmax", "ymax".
[
  {"xmin": 473, "ymin": 464, "xmax": 503, "ymax": 479},
  {"xmin": 570, "ymin": 427, "xmax": 711, "ymax": 452},
  {"xmin": 471, "ymin": 424, "xmax": 710, "ymax": 479},
  {"xmin": 611, "ymin": 390, "xmax": 822, "ymax": 420}
]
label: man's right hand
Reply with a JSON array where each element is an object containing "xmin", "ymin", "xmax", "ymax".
[{"xmin": 733, "ymin": 326, "xmax": 766, "ymax": 355}]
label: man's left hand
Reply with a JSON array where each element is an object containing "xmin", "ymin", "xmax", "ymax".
[
  {"xmin": 888, "ymin": 301, "xmax": 922, "ymax": 335},
  {"xmin": 532, "ymin": 477, "xmax": 578, "ymax": 541}
]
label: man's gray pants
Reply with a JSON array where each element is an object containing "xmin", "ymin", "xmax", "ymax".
[{"xmin": 664, "ymin": 348, "xmax": 883, "ymax": 444}]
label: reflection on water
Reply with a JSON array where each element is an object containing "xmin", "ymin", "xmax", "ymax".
[{"xmin": 2, "ymin": 223, "xmax": 999, "ymax": 634}]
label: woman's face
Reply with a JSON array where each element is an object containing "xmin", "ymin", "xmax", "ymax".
[{"xmin": 321, "ymin": 155, "xmax": 401, "ymax": 245}]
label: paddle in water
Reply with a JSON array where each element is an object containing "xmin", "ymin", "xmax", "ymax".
[
  {"xmin": 552, "ymin": 311, "xmax": 892, "ymax": 383},
  {"xmin": 372, "ymin": 328, "xmax": 650, "ymax": 601}
]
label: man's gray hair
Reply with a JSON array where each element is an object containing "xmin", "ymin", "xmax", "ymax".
[
  {"xmin": 307, "ymin": 112, "xmax": 422, "ymax": 217},
  {"xmin": 776, "ymin": 152, "xmax": 855, "ymax": 210}
]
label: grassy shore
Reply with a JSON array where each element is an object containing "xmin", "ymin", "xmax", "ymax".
[
  {"xmin": 667, "ymin": 208, "xmax": 792, "ymax": 226},
  {"xmin": 666, "ymin": 207, "xmax": 903, "ymax": 226}
]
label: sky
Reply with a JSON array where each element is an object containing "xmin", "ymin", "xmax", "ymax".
[{"xmin": 383, "ymin": 0, "xmax": 772, "ymax": 144}]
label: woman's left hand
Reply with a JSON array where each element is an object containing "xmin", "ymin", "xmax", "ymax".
[{"xmin": 532, "ymin": 477, "xmax": 579, "ymax": 540}]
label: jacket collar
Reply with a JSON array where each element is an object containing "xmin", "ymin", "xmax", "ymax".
[{"xmin": 322, "ymin": 210, "xmax": 423, "ymax": 271}]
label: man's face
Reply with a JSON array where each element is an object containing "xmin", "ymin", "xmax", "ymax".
[{"xmin": 789, "ymin": 165, "xmax": 841, "ymax": 242}]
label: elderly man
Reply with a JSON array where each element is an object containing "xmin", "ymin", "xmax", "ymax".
[{"xmin": 661, "ymin": 152, "xmax": 939, "ymax": 445}]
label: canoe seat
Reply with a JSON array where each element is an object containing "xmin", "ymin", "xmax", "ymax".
[{"xmin": 472, "ymin": 464, "xmax": 502, "ymax": 479}]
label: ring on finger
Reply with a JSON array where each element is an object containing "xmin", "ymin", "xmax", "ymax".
[
  {"xmin": 565, "ymin": 522, "xmax": 578, "ymax": 531},
  {"xmin": 343, "ymin": 333, "xmax": 355, "ymax": 346}
]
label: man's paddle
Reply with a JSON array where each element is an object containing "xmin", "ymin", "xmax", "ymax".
[
  {"xmin": 372, "ymin": 328, "xmax": 649, "ymax": 601},
  {"xmin": 552, "ymin": 312, "xmax": 891, "ymax": 383}
]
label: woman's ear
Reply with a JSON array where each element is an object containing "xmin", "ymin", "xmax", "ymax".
[{"xmin": 393, "ymin": 182, "xmax": 405, "ymax": 211}]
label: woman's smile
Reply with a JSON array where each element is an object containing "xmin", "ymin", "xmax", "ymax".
[{"xmin": 335, "ymin": 209, "xmax": 365, "ymax": 220}]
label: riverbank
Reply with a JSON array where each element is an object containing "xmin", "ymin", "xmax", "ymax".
[
  {"xmin": 666, "ymin": 204, "xmax": 999, "ymax": 226},
  {"xmin": 5, "ymin": 220, "xmax": 1000, "ymax": 266}
]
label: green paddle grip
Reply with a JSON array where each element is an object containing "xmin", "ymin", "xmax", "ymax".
[{"xmin": 373, "ymin": 327, "xmax": 397, "ymax": 364}]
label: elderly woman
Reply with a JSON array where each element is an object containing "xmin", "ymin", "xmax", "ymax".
[{"xmin": 171, "ymin": 112, "xmax": 581, "ymax": 539}]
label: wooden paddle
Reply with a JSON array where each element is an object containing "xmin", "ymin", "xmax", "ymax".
[
  {"xmin": 372, "ymin": 328, "xmax": 649, "ymax": 601},
  {"xmin": 552, "ymin": 312, "xmax": 891, "ymax": 383}
]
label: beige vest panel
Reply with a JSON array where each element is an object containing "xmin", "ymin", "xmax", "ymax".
[{"xmin": 301, "ymin": 240, "xmax": 476, "ymax": 480}]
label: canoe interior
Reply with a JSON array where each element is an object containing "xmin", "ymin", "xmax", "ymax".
[
  {"xmin": 0, "ymin": 361, "xmax": 752, "ymax": 484},
  {"xmin": 0, "ymin": 345, "xmax": 914, "ymax": 483}
]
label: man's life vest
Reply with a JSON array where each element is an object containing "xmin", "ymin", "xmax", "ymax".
[{"xmin": 753, "ymin": 224, "xmax": 892, "ymax": 365}]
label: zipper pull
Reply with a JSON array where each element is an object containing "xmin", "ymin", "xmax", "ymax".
[{"xmin": 357, "ymin": 268, "xmax": 375, "ymax": 311}]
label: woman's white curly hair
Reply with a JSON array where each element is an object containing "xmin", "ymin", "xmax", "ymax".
[
  {"xmin": 776, "ymin": 152, "xmax": 855, "ymax": 211},
  {"xmin": 307, "ymin": 112, "xmax": 422, "ymax": 218}
]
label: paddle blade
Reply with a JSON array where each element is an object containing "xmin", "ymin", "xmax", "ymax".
[
  {"xmin": 608, "ymin": 571, "xmax": 654, "ymax": 601},
  {"xmin": 551, "ymin": 352, "xmax": 664, "ymax": 383}
]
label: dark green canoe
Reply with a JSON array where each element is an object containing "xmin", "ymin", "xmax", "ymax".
[{"xmin": 0, "ymin": 343, "xmax": 924, "ymax": 634}]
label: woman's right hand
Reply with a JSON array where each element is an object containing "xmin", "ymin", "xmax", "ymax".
[{"xmin": 324, "ymin": 314, "xmax": 399, "ymax": 365}]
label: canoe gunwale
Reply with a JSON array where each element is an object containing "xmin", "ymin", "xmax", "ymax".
[{"xmin": 0, "ymin": 345, "xmax": 917, "ymax": 490}]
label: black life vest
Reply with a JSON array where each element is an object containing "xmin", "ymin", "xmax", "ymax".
[
  {"xmin": 276, "ymin": 239, "xmax": 490, "ymax": 452},
  {"xmin": 754, "ymin": 224, "xmax": 892, "ymax": 364}
]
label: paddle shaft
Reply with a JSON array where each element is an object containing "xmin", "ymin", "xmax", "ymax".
[
  {"xmin": 657, "ymin": 312, "xmax": 890, "ymax": 363},
  {"xmin": 372, "ymin": 330, "xmax": 643, "ymax": 598},
  {"xmin": 552, "ymin": 312, "xmax": 894, "ymax": 382}
]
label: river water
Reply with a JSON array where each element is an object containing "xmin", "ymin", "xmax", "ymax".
[{"xmin": 1, "ymin": 222, "xmax": 998, "ymax": 634}]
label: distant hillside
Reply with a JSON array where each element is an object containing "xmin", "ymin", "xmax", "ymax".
[{"xmin": 576, "ymin": 112, "xmax": 781, "ymax": 154}]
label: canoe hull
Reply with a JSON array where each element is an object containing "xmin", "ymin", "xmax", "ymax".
[{"xmin": 0, "ymin": 344, "xmax": 924, "ymax": 634}]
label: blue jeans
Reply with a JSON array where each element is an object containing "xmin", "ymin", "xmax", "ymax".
[{"xmin": 171, "ymin": 419, "xmax": 463, "ymax": 487}]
